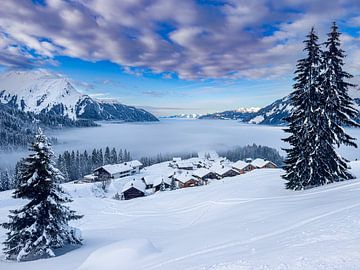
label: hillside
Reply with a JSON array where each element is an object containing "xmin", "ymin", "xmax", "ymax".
[
  {"xmin": 0, "ymin": 103, "xmax": 97, "ymax": 151},
  {"xmin": 0, "ymin": 70, "xmax": 158, "ymax": 122},
  {"xmin": 1, "ymin": 162, "xmax": 360, "ymax": 269},
  {"xmin": 201, "ymin": 88, "xmax": 360, "ymax": 125}
]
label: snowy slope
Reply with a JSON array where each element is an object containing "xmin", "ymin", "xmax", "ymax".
[
  {"xmin": 0, "ymin": 70, "xmax": 82, "ymax": 119},
  {"xmin": 2, "ymin": 161, "xmax": 360, "ymax": 269},
  {"xmin": 0, "ymin": 70, "xmax": 158, "ymax": 122}
]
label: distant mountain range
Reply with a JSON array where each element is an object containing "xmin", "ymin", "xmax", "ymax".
[
  {"xmin": 0, "ymin": 70, "xmax": 158, "ymax": 122},
  {"xmin": 200, "ymin": 90, "xmax": 360, "ymax": 125},
  {"xmin": 199, "ymin": 107, "xmax": 259, "ymax": 121},
  {"xmin": 161, "ymin": 113, "xmax": 202, "ymax": 119}
]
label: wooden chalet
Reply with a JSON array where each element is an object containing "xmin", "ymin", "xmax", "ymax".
[
  {"xmin": 153, "ymin": 177, "xmax": 172, "ymax": 191},
  {"xmin": 93, "ymin": 160, "xmax": 142, "ymax": 181},
  {"xmin": 212, "ymin": 166, "xmax": 240, "ymax": 179},
  {"xmin": 251, "ymin": 158, "xmax": 278, "ymax": 169},
  {"xmin": 173, "ymin": 172, "xmax": 200, "ymax": 188},
  {"xmin": 232, "ymin": 160, "xmax": 256, "ymax": 174},
  {"xmin": 192, "ymin": 168, "xmax": 217, "ymax": 184},
  {"xmin": 176, "ymin": 161, "xmax": 194, "ymax": 170},
  {"xmin": 121, "ymin": 179, "xmax": 146, "ymax": 200}
]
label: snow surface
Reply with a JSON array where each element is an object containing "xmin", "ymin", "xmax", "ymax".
[
  {"xmin": 0, "ymin": 70, "xmax": 82, "ymax": 119},
  {"xmin": 3, "ymin": 161, "xmax": 360, "ymax": 269}
]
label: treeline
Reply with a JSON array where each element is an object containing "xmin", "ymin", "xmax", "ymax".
[
  {"xmin": 220, "ymin": 144, "xmax": 284, "ymax": 166},
  {"xmin": 0, "ymin": 103, "xmax": 97, "ymax": 151},
  {"xmin": 56, "ymin": 147, "xmax": 132, "ymax": 182}
]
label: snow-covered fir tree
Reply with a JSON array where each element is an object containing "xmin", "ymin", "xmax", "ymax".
[
  {"xmin": 283, "ymin": 27, "xmax": 326, "ymax": 190},
  {"xmin": 318, "ymin": 22, "xmax": 359, "ymax": 179},
  {"xmin": 1, "ymin": 128, "xmax": 82, "ymax": 261},
  {"xmin": 160, "ymin": 178, "xmax": 166, "ymax": 191},
  {"xmin": 283, "ymin": 25, "xmax": 358, "ymax": 190}
]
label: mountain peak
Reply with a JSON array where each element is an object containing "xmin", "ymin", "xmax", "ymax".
[{"xmin": 0, "ymin": 70, "xmax": 158, "ymax": 122}]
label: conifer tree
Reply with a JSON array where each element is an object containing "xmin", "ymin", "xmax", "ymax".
[
  {"xmin": 283, "ymin": 27, "xmax": 325, "ymax": 190},
  {"xmin": 318, "ymin": 22, "xmax": 359, "ymax": 180},
  {"xmin": 104, "ymin": 146, "xmax": 111, "ymax": 165},
  {"xmin": 110, "ymin": 148, "xmax": 118, "ymax": 164},
  {"xmin": 1, "ymin": 128, "xmax": 82, "ymax": 261},
  {"xmin": 283, "ymin": 25, "xmax": 358, "ymax": 190}
]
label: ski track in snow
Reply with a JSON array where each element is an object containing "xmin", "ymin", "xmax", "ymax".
[
  {"xmin": 101, "ymin": 180, "xmax": 360, "ymax": 218},
  {"xmin": 2, "ymin": 165, "xmax": 360, "ymax": 270},
  {"xmin": 145, "ymin": 202, "xmax": 360, "ymax": 270}
]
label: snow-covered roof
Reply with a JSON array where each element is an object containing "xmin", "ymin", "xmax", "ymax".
[
  {"xmin": 251, "ymin": 158, "xmax": 274, "ymax": 168},
  {"xmin": 95, "ymin": 160, "xmax": 142, "ymax": 175},
  {"xmin": 97, "ymin": 163, "xmax": 133, "ymax": 175},
  {"xmin": 153, "ymin": 176, "xmax": 172, "ymax": 187},
  {"xmin": 232, "ymin": 160, "xmax": 252, "ymax": 170},
  {"xmin": 176, "ymin": 161, "xmax": 194, "ymax": 169},
  {"xmin": 212, "ymin": 165, "xmax": 237, "ymax": 176},
  {"xmin": 192, "ymin": 168, "xmax": 212, "ymax": 178},
  {"xmin": 174, "ymin": 172, "xmax": 198, "ymax": 183},
  {"xmin": 127, "ymin": 160, "xmax": 143, "ymax": 168},
  {"xmin": 84, "ymin": 174, "xmax": 96, "ymax": 180},
  {"xmin": 121, "ymin": 179, "xmax": 146, "ymax": 193}
]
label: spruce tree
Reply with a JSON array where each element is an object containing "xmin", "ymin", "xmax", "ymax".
[
  {"xmin": 1, "ymin": 128, "xmax": 82, "ymax": 261},
  {"xmin": 318, "ymin": 22, "xmax": 359, "ymax": 180},
  {"xmin": 104, "ymin": 146, "xmax": 111, "ymax": 165},
  {"xmin": 283, "ymin": 27, "xmax": 326, "ymax": 190}
]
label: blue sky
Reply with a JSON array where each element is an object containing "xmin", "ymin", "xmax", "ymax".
[{"xmin": 0, "ymin": 0, "xmax": 359, "ymax": 115}]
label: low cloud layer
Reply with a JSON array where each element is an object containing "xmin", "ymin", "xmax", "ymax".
[{"xmin": 0, "ymin": 0, "xmax": 359, "ymax": 79}]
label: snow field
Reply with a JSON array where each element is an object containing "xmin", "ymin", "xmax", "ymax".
[{"xmin": 1, "ymin": 162, "xmax": 360, "ymax": 269}]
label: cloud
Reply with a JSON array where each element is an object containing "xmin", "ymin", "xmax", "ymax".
[{"xmin": 0, "ymin": 0, "xmax": 359, "ymax": 79}]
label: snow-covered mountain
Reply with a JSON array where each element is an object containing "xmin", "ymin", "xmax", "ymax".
[
  {"xmin": 161, "ymin": 113, "xmax": 202, "ymax": 119},
  {"xmin": 0, "ymin": 70, "xmax": 158, "ymax": 122},
  {"xmin": 248, "ymin": 89, "xmax": 360, "ymax": 125},
  {"xmin": 202, "ymin": 88, "xmax": 360, "ymax": 125},
  {"xmin": 199, "ymin": 109, "xmax": 258, "ymax": 121},
  {"xmin": 248, "ymin": 95, "xmax": 292, "ymax": 125}
]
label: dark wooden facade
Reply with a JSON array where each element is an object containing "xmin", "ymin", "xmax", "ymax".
[
  {"xmin": 122, "ymin": 187, "xmax": 145, "ymax": 200},
  {"xmin": 154, "ymin": 182, "xmax": 171, "ymax": 192},
  {"xmin": 217, "ymin": 169, "xmax": 239, "ymax": 179}
]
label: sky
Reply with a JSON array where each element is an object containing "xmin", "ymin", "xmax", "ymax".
[{"xmin": 0, "ymin": 0, "xmax": 359, "ymax": 116}]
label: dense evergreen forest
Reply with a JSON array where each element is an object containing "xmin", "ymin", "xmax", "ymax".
[{"xmin": 0, "ymin": 103, "xmax": 97, "ymax": 151}]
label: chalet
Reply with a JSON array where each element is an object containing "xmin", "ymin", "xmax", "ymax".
[
  {"xmin": 192, "ymin": 168, "xmax": 217, "ymax": 184},
  {"xmin": 232, "ymin": 160, "xmax": 256, "ymax": 174},
  {"xmin": 153, "ymin": 177, "xmax": 172, "ymax": 191},
  {"xmin": 173, "ymin": 172, "xmax": 200, "ymax": 188},
  {"xmin": 121, "ymin": 179, "xmax": 146, "ymax": 200},
  {"xmin": 212, "ymin": 165, "xmax": 240, "ymax": 179},
  {"xmin": 93, "ymin": 160, "xmax": 142, "ymax": 180},
  {"xmin": 176, "ymin": 161, "xmax": 194, "ymax": 170},
  {"xmin": 142, "ymin": 175, "xmax": 155, "ymax": 189},
  {"xmin": 251, "ymin": 158, "xmax": 277, "ymax": 169}
]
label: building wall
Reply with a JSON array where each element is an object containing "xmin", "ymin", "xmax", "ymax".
[{"xmin": 122, "ymin": 187, "xmax": 145, "ymax": 200}]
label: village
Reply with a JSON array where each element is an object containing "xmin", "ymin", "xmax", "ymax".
[{"xmin": 80, "ymin": 151, "xmax": 278, "ymax": 200}]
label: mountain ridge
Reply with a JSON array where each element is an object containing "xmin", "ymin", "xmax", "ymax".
[{"xmin": 0, "ymin": 70, "xmax": 158, "ymax": 122}]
